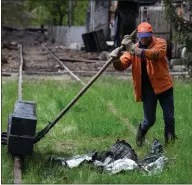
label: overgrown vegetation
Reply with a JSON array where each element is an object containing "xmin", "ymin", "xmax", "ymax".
[
  {"xmin": 1, "ymin": 77, "xmax": 192, "ymax": 183},
  {"xmin": 163, "ymin": 0, "xmax": 192, "ymax": 67},
  {"xmin": 1, "ymin": 0, "xmax": 34, "ymax": 27},
  {"xmin": 1, "ymin": 0, "xmax": 88, "ymax": 26}
]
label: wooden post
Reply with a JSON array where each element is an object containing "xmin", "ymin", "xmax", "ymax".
[{"xmin": 68, "ymin": 0, "xmax": 72, "ymax": 27}]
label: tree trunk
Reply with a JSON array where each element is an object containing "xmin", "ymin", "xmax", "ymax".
[
  {"xmin": 68, "ymin": 0, "xmax": 72, "ymax": 26},
  {"xmin": 58, "ymin": 6, "xmax": 64, "ymax": 26},
  {"xmin": 59, "ymin": 15, "xmax": 63, "ymax": 26},
  {"xmin": 52, "ymin": 17, "xmax": 57, "ymax": 26}
]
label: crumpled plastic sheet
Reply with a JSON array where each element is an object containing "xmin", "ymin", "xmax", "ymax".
[
  {"xmin": 92, "ymin": 156, "xmax": 138, "ymax": 174},
  {"xmin": 104, "ymin": 158, "xmax": 139, "ymax": 174},
  {"xmin": 93, "ymin": 156, "xmax": 113, "ymax": 167},
  {"xmin": 49, "ymin": 139, "xmax": 170, "ymax": 175},
  {"xmin": 142, "ymin": 156, "xmax": 168, "ymax": 176},
  {"xmin": 65, "ymin": 154, "xmax": 93, "ymax": 168},
  {"xmin": 49, "ymin": 153, "xmax": 94, "ymax": 168},
  {"xmin": 151, "ymin": 139, "xmax": 163, "ymax": 154}
]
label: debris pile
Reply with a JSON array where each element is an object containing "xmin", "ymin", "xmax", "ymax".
[
  {"xmin": 2, "ymin": 29, "xmax": 47, "ymax": 47},
  {"xmin": 49, "ymin": 139, "xmax": 170, "ymax": 175}
]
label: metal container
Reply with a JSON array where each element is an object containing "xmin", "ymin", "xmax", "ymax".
[
  {"xmin": 7, "ymin": 101, "xmax": 37, "ymax": 156},
  {"xmin": 82, "ymin": 29, "xmax": 107, "ymax": 52}
]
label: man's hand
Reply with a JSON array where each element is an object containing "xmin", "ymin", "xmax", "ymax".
[
  {"xmin": 109, "ymin": 47, "xmax": 121, "ymax": 58},
  {"xmin": 121, "ymin": 35, "xmax": 142, "ymax": 56},
  {"xmin": 121, "ymin": 35, "xmax": 135, "ymax": 51},
  {"xmin": 133, "ymin": 46, "xmax": 143, "ymax": 56}
]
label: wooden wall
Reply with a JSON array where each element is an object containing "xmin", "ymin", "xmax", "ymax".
[
  {"xmin": 48, "ymin": 26, "xmax": 86, "ymax": 46},
  {"xmin": 139, "ymin": 4, "xmax": 182, "ymax": 59}
]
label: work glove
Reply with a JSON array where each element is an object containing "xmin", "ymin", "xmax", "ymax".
[
  {"xmin": 109, "ymin": 47, "xmax": 121, "ymax": 58},
  {"xmin": 121, "ymin": 35, "xmax": 143, "ymax": 56},
  {"xmin": 132, "ymin": 45, "xmax": 143, "ymax": 56},
  {"xmin": 121, "ymin": 35, "xmax": 135, "ymax": 51}
]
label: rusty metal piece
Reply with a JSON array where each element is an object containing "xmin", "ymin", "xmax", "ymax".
[
  {"xmin": 14, "ymin": 157, "xmax": 22, "ymax": 184},
  {"xmin": 18, "ymin": 44, "xmax": 23, "ymax": 101}
]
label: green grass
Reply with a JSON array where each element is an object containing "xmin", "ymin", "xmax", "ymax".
[{"xmin": 1, "ymin": 77, "xmax": 192, "ymax": 184}]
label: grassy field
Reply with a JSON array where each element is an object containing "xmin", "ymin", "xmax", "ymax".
[{"xmin": 1, "ymin": 76, "xmax": 192, "ymax": 184}]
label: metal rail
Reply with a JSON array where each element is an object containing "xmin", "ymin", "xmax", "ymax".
[
  {"xmin": 13, "ymin": 44, "xmax": 24, "ymax": 184},
  {"xmin": 42, "ymin": 44, "xmax": 85, "ymax": 86},
  {"xmin": 18, "ymin": 44, "xmax": 23, "ymax": 101},
  {"xmin": 14, "ymin": 157, "xmax": 22, "ymax": 184}
]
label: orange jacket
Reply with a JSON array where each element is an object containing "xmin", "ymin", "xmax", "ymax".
[{"xmin": 114, "ymin": 37, "xmax": 173, "ymax": 102}]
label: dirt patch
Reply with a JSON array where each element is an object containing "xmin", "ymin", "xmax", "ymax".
[
  {"xmin": 1, "ymin": 48, "xmax": 20, "ymax": 72},
  {"xmin": 1, "ymin": 29, "xmax": 115, "ymax": 74},
  {"xmin": 2, "ymin": 29, "xmax": 47, "ymax": 46}
]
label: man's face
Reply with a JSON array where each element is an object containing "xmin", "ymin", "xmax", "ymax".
[{"xmin": 139, "ymin": 36, "xmax": 152, "ymax": 46}]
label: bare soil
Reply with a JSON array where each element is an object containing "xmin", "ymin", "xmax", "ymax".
[{"xmin": 1, "ymin": 29, "xmax": 116, "ymax": 74}]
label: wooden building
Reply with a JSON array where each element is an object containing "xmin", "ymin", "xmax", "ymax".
[{"xmin": 86, "ymin": 0, "xmax": 192, "ymax": 60}]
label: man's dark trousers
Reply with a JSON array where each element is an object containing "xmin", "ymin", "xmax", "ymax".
[{"xmin": 141, "ymin": 86, "xmax": 175, "ymax": 141}]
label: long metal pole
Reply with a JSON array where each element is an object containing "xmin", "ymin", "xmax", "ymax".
[
  {"xmin": 50, "ymin": 30, "xmax": 136, "ymax": 126},
  {"xmin": 34, "ymin": 30, "xmax": 137, "ymax": 142},
  {"xmin": 34, "ymin": 55, "xmax": 117, "ymax": 142},
  {"xmin": 51, "ymin": 56, "xmax": 116, "ymax": 125}
]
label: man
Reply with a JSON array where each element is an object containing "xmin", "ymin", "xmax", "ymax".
[{"xmin": 109, "ymin": 22, "xmax": 176, "ymax": 146}]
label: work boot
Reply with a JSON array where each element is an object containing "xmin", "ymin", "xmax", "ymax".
[
  {"xmin": 136, "ymin": 124, "xmax": 147, "ymax": 147},
  {"xmin": 164, "ymin": 124, "xmax": 177, "ymax": 145}
]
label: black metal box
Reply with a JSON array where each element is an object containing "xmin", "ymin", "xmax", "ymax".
[
  {"xmin": 82, "ymin": 29, "xmax": 108, "ymax": 52},
  {"xmin": 7, "ymin": 100, "xmax": 37, "ymax": 156},
  {"xmin": 8, "ymin": 134, "xmax": 34, "ymax": 156},
  {"xmin": 11, "ymin": 100, "xmax": 37, "ymax": 136}
]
